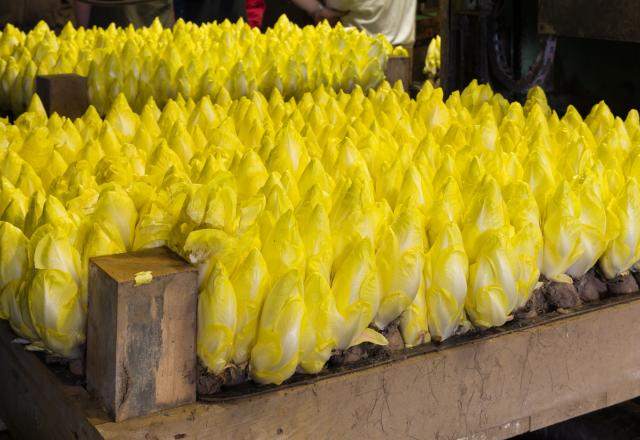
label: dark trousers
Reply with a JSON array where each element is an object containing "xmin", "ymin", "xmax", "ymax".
[
  {"xmin": 181, "ymin": 0, "xmax": 246, "ymax": 24},
  {"xmin": 0, "ymin": 0, "xmax": 74, "ymax": 32},
  {"xmin": 89, "ymin": 0, "xmax": 175, "ymax": 28}
]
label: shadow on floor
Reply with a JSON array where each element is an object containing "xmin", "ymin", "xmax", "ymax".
[{"xmin": 514, "ymin": 400, "xmax": 640, "ymax": 440}]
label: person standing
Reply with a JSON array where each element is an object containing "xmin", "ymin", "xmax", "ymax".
[{"xmin": 289, "ymin": 0, "xmax": 416, "ymax": 47}]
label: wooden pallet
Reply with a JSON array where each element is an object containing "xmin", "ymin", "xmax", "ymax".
[{"xmin": 2, "ymin": 290, "xmax": 640, "ymax": 440}]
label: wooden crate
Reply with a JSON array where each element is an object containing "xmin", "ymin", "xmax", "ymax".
[
  {"xmin": 2, "ymin": 291, "xmax": 640, "ymax": 439},
  {"xmin": 385, "ymin": 56, "xmax": 413, "ymax": 91}
]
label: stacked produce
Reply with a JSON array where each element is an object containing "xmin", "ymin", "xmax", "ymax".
[
  {"xmin": 0, "ymin": 16, "xmax": 405, "ymax": 115},
  {"xmin": 1, "ymin": 79, "xmax": 640, "ymax": 386},
  {"xmin": 424, "ymin": 35, "xmax": 441, "ymax": 79}
]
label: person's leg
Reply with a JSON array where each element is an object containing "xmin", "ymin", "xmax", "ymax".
[
  {"xmin": 125, "ymin": 0, "xmax": 175, "ymax": 27},
  {"xmin": 184, "ymin": 0, "xmax": 245, "ymax": 24}
]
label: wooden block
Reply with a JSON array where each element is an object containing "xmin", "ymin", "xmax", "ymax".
[
  {"xmin": 86, "ymin": 247, "xmax": 198, "ymax": 422},
  {"xmin": 385, "ymin": 56, "xmax": 412, "ymax": 91},
  {"xmin": 35, "ymin": 74, "xmax": 89, "ymax": 119}
]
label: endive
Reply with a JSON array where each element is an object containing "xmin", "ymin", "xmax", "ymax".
[
  {"xmin": 299, "ymin": 271, "xmax": 342, "ymax": 373},
  {"xmin": 0, "ymin": 221, "xmax": 29, "ymax": 302},
  {"xmin": 374, "ymin": 202, "xmax": 426, "ymax": 329},
  {"xmin": 230, "ymin": 248, "xmax": 270, "ymax": 365},
  {"xmin": 250, "ymin": 269, "xmax": 305, "ymax": 385},
  {"xmin": 332, "ymin": 238, "xmax": 387, "ymax": 349},
  {"xmin": 198, "ymin": 262, "xmax": 237, "ymax": 374},
  {"xmin": 425, "ymin": 222, "xmax": 469, "ymax": 341},
  {"xmin": 600, "ymin": 178, "xmax": 640, "ymax": 278},
  {"xmin": 465, "ymin": 230, "xmax": 518, "ymax": 328},
  {"xmin": 27, "ymin": 269, "xmax": 85, "ymax": 358}
]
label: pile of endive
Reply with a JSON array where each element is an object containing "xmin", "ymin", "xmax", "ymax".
[
  {"xmin": 0, "ymin": 79, "xmax": 639, "ymax": 386},
  {"xmin": 0, "ymin": 17, "xmax": 404, "ymax": 115}
]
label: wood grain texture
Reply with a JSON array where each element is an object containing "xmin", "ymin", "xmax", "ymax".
[
  {"xmin": 87, "ymin": 247, "xmax": 198, "ymax": 422},
  {"xmin": 3, "ymin": 294, "xmax": 640, "ymax": 439},
  {"xmin": 35, "ymin": 74, "xmax": 89, "ymax": 119},
  {"xmin": 96, "ymin": 297, "xmax": 640, "ymax": 440},
  {"xmin": 385, "ymin": 56, "xmax": 412, "ymax": 91}
]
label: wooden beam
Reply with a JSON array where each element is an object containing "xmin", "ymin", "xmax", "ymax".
[
  {"xmin": 0, "ymin": 321, "xmax": 105, "ymax": 440},
  {"xmin": 385, "ymin": 56, "xmax": 412, "ymax": 91},
  {"xmin": 2, "ymin": 291, "xmax": 640, "ymax": 439},
  {"xmin": 86, "ymin": 247, "xmax": 198, "ymax": 422},
  {"xmin": 96, "ymin": 295, "xmax": 640, "ymax": 440}
]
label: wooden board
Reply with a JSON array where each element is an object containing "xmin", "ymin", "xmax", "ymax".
[
  {"xmin": 385, "ymin": 56, "xmax": 412, "ymax": 91},
  {"xmin": 4, "ymin": 294, "xmax": 640, "ymax": 439},
  {"xmin": 87, "ymin": 247, "xmax": 198, "ymax": 422},
  {"xmin": 35, "ymin": 74, "xmax": 89, "ymax": 119}
]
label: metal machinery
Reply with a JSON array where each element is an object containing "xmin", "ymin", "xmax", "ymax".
[{"xmin": 441, "ymin": 0, "xmax": 640, "ymax": 115}]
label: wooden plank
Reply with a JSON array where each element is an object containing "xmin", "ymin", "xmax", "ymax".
[
  {"xmin": 385, "ymin": 56, "xmax": 412, "ymax": 91},
  {"xmin": 35, "ymin": 74, "xmax": 89, "ymax": 119},
  {"xmin": 87, "ymin": 247, "xmax": 199, "ymax": 422},
  {"xmin": 94, "ymin": 296, "xmax": 640, "ymax": 440},
  {"xmin": 2, "ymin": 287, "xmax": 640, "ymax": 439},
  {"xmin": 0, "ymin": 321, "xmax": 105, "ymax": 440}
]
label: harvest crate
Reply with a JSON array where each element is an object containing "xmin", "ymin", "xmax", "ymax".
[
  {"xmin": 1, "ymin": 273, "xmax": 640, "ymax": 439},
  {"xmin": 5, "ymin": 65, "xmax": 414, "ymax": 120}
]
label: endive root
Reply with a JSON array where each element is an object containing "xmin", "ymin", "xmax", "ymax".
[
  {"xmin": 197, "ymin": 360, "xmax": 247, "ymax": 395},
  {"xmin": 605, "ymin": 273, "xmax": 639, "ymax": 295},
  {"xmin": 542, "ymin": 280, "xmax": 581, "ymax": 309},
  {"xmin": 381, "ymin": 319, "xmax": 405, "ymax": 351},
  {"xmin": 328, "ymin": 343, "xmax": 392, "ymax": 368},
  {"xmin": 574, "ymin": 269, "xmax": 607, "ymax": 302},
  {"xmin": 633, "ymin": 270, "xmax": 640, "ymax": 288},
  {"xmin": 515, "ymin": 287, "xmax": 546, "ymax": 319}
]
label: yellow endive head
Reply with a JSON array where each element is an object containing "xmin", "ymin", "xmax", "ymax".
[
  {"xmin": 331, "ymin": 238, "xmax": 383, "ymax": 349},
  {"xmin": 197, "ymin": 262, "xmax": 237, "ymax": 375},
  {"xmin": 299, "ymin": 271, "xmax": 342, "ymax": 374},
  {"xmin": 230, "ymin": 248, "xmax": 271, "ymax": 365},
  {"xmin": 400, "ymin": 276, "xmax": 430, "ymax": 348},
  {"xmin": 374, "ymin": 202, "xmax": 426, "ymax": 329},
  {"xmin": 0, "ymin": 221, "xmax": 29, "ymax": 295},
  {"xmin": 465, "ymin": 229, "xmax": 517, "ymax": 328},
  {"xmin": 425, "ymin": 222, "xmax": 469, "ymax": 341},
  {"xmin": 600, "ymin": 177, "xmax": 640, "ymax": 278},
  {"xmin": 428, "ymin": 176, "xmax": 464, "ymax": 245},
  {"xmin": 27, "ymin": 268, "xmax": 85, "ymax": 358},
  {"xmin": 523, "ymin": 86, "xmax": 551, "ymax": 117},
  {"xmin": 261, "ymin": 210, "xmax": 306, "ymax": 281},
  {"xmin": 563, "ymin": 174, "xmax": 610, "ymax": 278},
  {"xmin": 91, "ymin": 185, "xmax": 138, "ymax": 250},
  {"xmin": 522, "ymin": 145, "xmax": 556, "ymax": 211},
  {"xmin": 30, "ymin": 223, "xmax": 81, "ymax": 288},
  {"xmin": 503, "ymin": 180, "xmax": 540, "ymax": 232},
  {"xmin": 296, "ymin": 194, "xmax": 333, "ymax": 283},
  {"xmin": 462, "ymin": 176, "xmax": 509, "ymax": 262},
  {"xmin": 541, "ymin": 181, "xmax": 583, "ymax": 283},
  {"xmin": 511, "ymin": 222, "xmax": 543, "ymax": 308},
  {"xmin": 586, "ymin": 100, "xmax": 614, "ymax": 143},
  {"xmin": 250, "ymin": 269, "xmax": 304, "ymax": 385}
]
